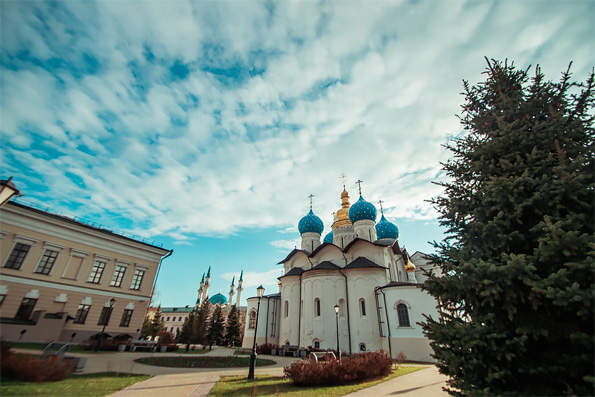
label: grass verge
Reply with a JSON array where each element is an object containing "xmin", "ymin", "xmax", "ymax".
[
  {"xmin": 135, "ymin": 356, "xmax": 276, "ymax": 368},
  {"xmin": 210, "ymin": 366, "xmax": 424, "ymax": 396},
  {"xmin": 0, "ymin": 372, "xmax": 151, "ymax": 396}
]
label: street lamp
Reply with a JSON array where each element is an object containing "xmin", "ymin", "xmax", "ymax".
[
  {"xmin": 334, "ymin": 304, "xmax": 340, "ymax": 361},
  {"xmin": 95, "ymin": 298, "xmax": 116, "ymax": 353},
  {"xmin": 247, "ymin": 285, "xmax": 265, "ymax": 380},
  {"xmin": 0, "ymin": 177, "xmax": 20, "ymax": 207}
]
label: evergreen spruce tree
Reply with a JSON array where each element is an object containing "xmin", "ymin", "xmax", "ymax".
[
  {"xmin": 224, "ymin": 305, "xmax": 242, "ymax": 347},
  {"xmin": 422, "ymin": 59, "xmax": 594, "ymax": 395},
  {"xmin": 148, "ymin": 306, "xmax": 164, "ymax": 339},
  {"xmin": 208, "ymin": 304, "xmax": 225, "ymax": 346},
  {"xmin": 178, "ymin": 309, "xmax": 195, "ymax": 343},
  {"xmin": 193, "ymin": 299, "xmax": 211, "ymax": 346},
  {"xmin": 140, "ymin": 315, "xmax": 152, "ymax": 339}
]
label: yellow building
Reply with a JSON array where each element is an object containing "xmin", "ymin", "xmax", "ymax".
[{"xmin": 0, "ymin": 201, "xmax": 172, "ymax": 343}]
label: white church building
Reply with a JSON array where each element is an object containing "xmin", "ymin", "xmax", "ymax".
[{"xmin": 242, "ymin": 183, "xmax": 440, "ymax": 362}]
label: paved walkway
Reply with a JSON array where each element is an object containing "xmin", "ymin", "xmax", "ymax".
[{"xmin": 13, "ymin": 346, "xmax": 448, "ymax": 396}]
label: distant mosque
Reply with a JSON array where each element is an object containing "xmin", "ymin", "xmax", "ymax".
[
  {"xmin": 154, "ymin": 267, "xmax": 247, "ymax": 338},
  {"xmin": 241, "ymin": 179, "xmax": 440, "ymax": 362}
]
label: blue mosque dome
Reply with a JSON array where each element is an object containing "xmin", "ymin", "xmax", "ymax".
[
  {"xmin": 298, "ymin": 209, "xmax": 324, "ymax": 234},
  {"xmin": 209, "ymin": 293, "xmax": 228, "ymax": 305},
  {"xmin": 323, "ymin": 230, "xmax": 334, "ymax": 244},
  {"xmin": 348, "ymin": 195, "xmax": 377, "ymax": 223},
  {"xmin": 375, "ymin": 214, "xmax": 399, "ymax": 240}
]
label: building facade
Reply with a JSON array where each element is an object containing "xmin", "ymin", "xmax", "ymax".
[
  {"xmin": 242, "ymin": 185, "xmax": 440, "ymax": 362},
  {"xmin": 0, "ymin": 201, "xmax": 171, "ymax": 343}
]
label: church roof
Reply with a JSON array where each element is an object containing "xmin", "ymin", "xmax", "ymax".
[
  {"xmin": 298, "ymin": 209, "xmax": 324, "ymax": 234},
  {"xmin": 344, "ymin": 256, "xmax": 387, "ymax": 270},
  {"xmin": 278, "ymin": 267, "xmax": 304, "ymax": 278},
  {"xmin": 277, "ymin": 248, "xmax": 308, "ymax": 264},
  {"xmin": 309, "ymin": 261, "xmax": 341, "ymax": 270},
  {"xmin": 380, "ymin": 281, "xmax": 419, "ymax": 288}
]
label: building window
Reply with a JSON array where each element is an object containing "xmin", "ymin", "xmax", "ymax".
[
  {"xmin": 314, "ymin": 298, "xmax": 321, "ymax": 317},
  {"xmin": 97, "ymin": 307, "xmax": 111, "ymax": 326},
  {"xmin": 0, "ymin": 294, "xmax": 5, "ymax": 307},
  {"xmin": 167, "ymin": 316, "xmax": 170, "ymax": 321},
  {"xmin": 120, "ymin": 309, "xmax": 133, "ymax": 327},
  {"xmin": 359, "ymin": 343, "xmax": 366, "ymax": 352},
  {"xmin": 314, "ymin": 340, "xmax": 320, "ymax": 349},
  {"xmin": 14, "ymin": 298, "xmax": 37, "ymax": 320},
  {"xmin": 73, "ymin": 304, "xmax": 91, "ymax": 324},
  {"xmin": 284, "ymin": 300, "xmax": 289, "ymax": 318},
  {"xmin": 4, "ymin": 243, "xmax": 31, "ymax": 270},
  {"xmin": 130, "ymin": 269, "xmax": 145, "ymax": 290},
  {"xmin": 34, "ymin": 249, "xmax": 60, "ymax": 275},
  {"xmin": 360, "ymin": 299, "xmax": 366, "ymax": 316},
  {"xmin": 87, "ymin": 261, "xmax": 106, "ymax": 284},
  {"xmin": 397, "ymin": 303, "xmax": 411, "ymax": 327},
  {"xmin": 249, "ymin": 310, "xmax": 256, "ymax": 328},
  {"xmin": 179, "ymin": 317, "xmax": 182, "ymax": 321},
  {"xmin": 110, "ymin": 265, "xmax": 127, "ymax": 287}
]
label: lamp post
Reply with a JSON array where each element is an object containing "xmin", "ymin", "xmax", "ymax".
[
  {"xmin": 95, "ymin": 298, "xmax": 116, "ymax": 353},
  {"xmin": 334, "ymin": 304, "xmax": 340, "ymax": 361},
  {"xmin": 0, "ymin": 177, "xmax": 20, "ymax": 207},
  {"xmin": 247, "ymin": 285, "xmax": 265, "ymax": 380}
]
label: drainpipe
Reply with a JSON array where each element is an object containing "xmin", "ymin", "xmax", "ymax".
[
  {"xmin": 338, "ymin": 268, "xmax": 352, "ymax": 354},
  {"xmin": 376, "ymin": 286, "xmax": 393, "ymax": 358},
  {"xmin": 265, "ymin": 296, "xmax": 270, "ymax": 345},
  {"xmin": 298, "ymin": 274, "xmax": 302, "ymax": 348},
  {"xmin": 147, "ymin": 249, "xmax": 173, "ymax": 313}
]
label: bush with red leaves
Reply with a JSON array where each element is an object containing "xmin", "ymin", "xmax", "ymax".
[
  {"xmin": 1, "ymin": 341, "xmax": 74, "ymax": 383},
  {"xmin": 283, "ymin": 350, "xmax": 393, "ymax": 386}
]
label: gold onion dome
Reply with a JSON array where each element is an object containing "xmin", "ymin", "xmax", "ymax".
[{"xmin": 333, "ymin": 187, "xmax": 352, "ymax": 227}]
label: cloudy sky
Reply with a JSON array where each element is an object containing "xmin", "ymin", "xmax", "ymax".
[{"xmin": 1, "ymin": 0, "xmax": 593, "ymax": 307}]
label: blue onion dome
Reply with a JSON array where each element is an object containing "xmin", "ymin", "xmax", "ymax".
[
  {"xmin": 376, "ymin": 214, "xmax": 399, "ymax": 240},
  {"xmin": 348, "ymin": 195, "xmax": 378, "ymax": 223},
  {"xmin": 298, "ymin": 209, "xmax": 324, "ymax": 234},
  {"xmin": 209, "ymin": 293, "xmax": 228, "ymax": 305},
  {"xmin": 323, "ymin": 230, "xmax": 334, "ymax": 243}
]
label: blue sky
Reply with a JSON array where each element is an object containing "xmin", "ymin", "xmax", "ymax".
[{"xmin": 1, "ymin": 1, "xmax": 593, "ymax": 307}]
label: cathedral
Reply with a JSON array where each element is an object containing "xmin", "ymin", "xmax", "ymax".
[{"xmin": 241, "ymin": 182, "xmax": 440, "ymax": 362}]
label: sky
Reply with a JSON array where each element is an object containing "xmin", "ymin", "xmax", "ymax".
[{"xmin": 1, "ymin": 1, "xmax": 593, "ymax": 307}]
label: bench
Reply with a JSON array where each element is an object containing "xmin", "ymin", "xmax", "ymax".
[
  {"xmin": 43, "ymin": 342, "xmax": 87, "ymax": 373},
  {"xmin": 130, "ymin": 340, "xmax": 157, "ymax": 352},
  {"xmin": 309, "ymin": 352, "xmax": 337, "ymax": 363},
  {"xmin": 280, "ymin": 345, "xmax": 299, "ymax": 357}
]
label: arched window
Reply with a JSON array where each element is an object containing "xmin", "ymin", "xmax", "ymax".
[
  {"xmin": 314, "ymin": 298, "xmax": 321, "ymax": 317},
  {"xmin": 249, "ymin": 310, "xmax": 256, "ymax": 328},
  {"xmin": 359, "ymin": 298, "xmax": 366, "ymax": 316},
  {"xmin": 359, "ymin": 343, "xmax": 366, "ymax": 352},
  {"xmin": 339, "ymin": 299, "xmax": 345, "ymax": 317},
  {"xmin": 397, "ymin": 303, "xmax": 411, "ymax": 327},
  {"xmin": 313, "ymin": 339, "xmax": 320, "ymax": 348},
  {"xmin": 284, "ymin": 300, "xmax": 289, "ymax": 318}
]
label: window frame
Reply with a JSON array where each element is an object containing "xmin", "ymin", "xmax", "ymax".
[
  {"xmin": 34, "ymin": 249, "xmax": 60, "ymax": 275},
  {"xmin": 397, "ymin": 303, "xmax": 411, "ymax": 327},
  {"xmin": 284, "ymin": 300, "xmax": 289, "ymax": 318},
  {"xmin": 73, "ymin": 304, "xmax": 91, "ymax": 324},
  {"xmin": 359, "ymin": 298, "xmax": 366, "ymax": 316},
  {"xmin": 97, "ymin": 307, "xmax": 111, "ymax": 326},
  {"xmin": 314, "ymin": 298, "xmax": 321, "ymax": 317},
  {"xmin": 120, "ymin": 309, "xmax": 133, "ymax": 327},
  {"xmin": 4, "ymin": 243, "xmax": 32, "ymax": 270},
  {"xmin": 109, "ymin": 265, "xmax": 127, "ymax": 287},
  {"xmin": 14, "ymin": 297, "xmax": 37, "ymax": 320},
  {"xmin": 87, "ymin": 261, "xmax": 107, "ymax": 284},
  {"xmin": 248, "ymin": 310, "xmax": 256, "ymax": 328},
  {"xmin": 130, "ymin": 269, "xmax": 145, "ymax": 290}
]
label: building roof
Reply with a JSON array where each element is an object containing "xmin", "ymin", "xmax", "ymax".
[
  {"xmin": 379, "ymin": 281, "xmax": 420, "ymax": 288},
  {"xmin": 7, "ymin": 201, "xmax": 170, "ymax": 253},
  {"xmin": 278, "ymin": 267, "xmax": 304, "ymax": 279},
  {"xmin": 344, "ymin": 256, "xmax": 387, "ymax": 270},
  {"xmin": 160, "ymin": 306, "xmax": 194, "ymax": 313},
  {"xmin": 209, "ymin": 293, "xmax": 228, "ymax": 305},
  {"xmin": 277, "ymin": 248, "xmax": 308, "ymax": 264},
  {"xmin": 308, "ymin": 261, "xmax": 341, "ymax": 271}
]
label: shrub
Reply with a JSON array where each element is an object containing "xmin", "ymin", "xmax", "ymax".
[
  {"xmin": 256, "ymin": 343, "xmax": 276, "ymax": 355},
  {"xmin": 283, "ymin": 351, "xmax": 392, "ymax": 387},
  {"xmin": 1, "ymin": 342, "xmax": 74, "ymax": 383},
  {"xmin": 158, "ymin": 331, "xmax": 174, "ymax": 345},
  {"xmin": 81, "ymin": 338, "xmax": 125, "ymax": 351},
  {"xmin": 166, "ymin": 343, "xmax": 179, "ymax": 352}
]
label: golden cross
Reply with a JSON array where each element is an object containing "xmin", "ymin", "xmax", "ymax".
[{"xmin": 355, "ymin": 179, "xmax": 363, "ymax": 195}]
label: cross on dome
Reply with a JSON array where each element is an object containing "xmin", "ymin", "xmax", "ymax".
[
  {"xmin": 308, "ymin": 194, "xmax": 314, "ymax": 210},
  {"xmin": 340, "ymin": 173, "xmax": 347, "ymax": 187},
  {"xmin": 356, "ymin": 179, "xmax": 363, "ymax": 195},
  {"xmin": 378, "ymin": 200, "xmax": 384, "ymax": 214}
]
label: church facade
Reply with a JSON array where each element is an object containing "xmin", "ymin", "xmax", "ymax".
[{"xmin": 241, "ymin": 184, "xmax": 440, "ymax": 362}]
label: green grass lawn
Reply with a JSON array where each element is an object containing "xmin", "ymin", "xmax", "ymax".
[
  {"xmin": 0, "ymin": 372, "xmax": 151, "ymax": 396},
  {"xmin": 135, "ymin": 356, "xmax": 276, "ymax": 368},
  {"xmin": 210, "ymin": 366, "xmax": 424, "ymax": 396}
]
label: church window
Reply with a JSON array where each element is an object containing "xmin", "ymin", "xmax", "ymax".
[
  {"xmin": 359, "ymin": 299, "xmax": 366, "ymax": 316},
  {"xmin": 314, "ymin": 340, "xmax": 320, "ymax": 348},
  {"xmin": 314, "ymin": 298, "xmax": 321, "ymax": 317},
  {"xmin": 397, "ymin": 303, "xmax": 411, "ymax": 327},
  {"xmin": 284, "ymin": 300, "xmax": 289, "ymax": 318},
  {"xmin": 359, "ymin": 343, "xmax": 366, "ymax": 352},
  {"xmin": 249, "ymin": 310, "xmax": 256, "ymax": 328}
]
